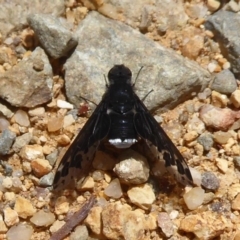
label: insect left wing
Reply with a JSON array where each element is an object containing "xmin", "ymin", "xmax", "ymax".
[
  {"xmin": 133, "ymin": 95, "xmax": 193, "ymax": 186},
  {"xmin": 53, "ymin": 100, "xmax": 110, "ymax": 190}
]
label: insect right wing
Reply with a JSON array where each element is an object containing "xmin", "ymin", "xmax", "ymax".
[
  {"xmin": 133, "ymin": 94, "xmax": 193, "ymax": 186},
  {"xmin": 53, "ymin": 100, "xmax": 110, "ymax": 190}
]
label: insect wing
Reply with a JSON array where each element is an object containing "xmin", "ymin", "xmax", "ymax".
[
  {"xmin": 53, "ymin": 100, "xmax": 110, "ymax": 190},
  {"xmin": 133, "ymin": 95, "xmax": 193, "ymax": 185}
]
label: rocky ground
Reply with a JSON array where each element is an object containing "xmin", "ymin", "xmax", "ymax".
[{"xmin": 0, "ymin": 0, "xmax": 240, "ymax": 239}]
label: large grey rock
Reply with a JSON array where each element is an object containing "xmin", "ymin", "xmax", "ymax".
[
  {"xmin": 64, "ymin": 11, "xmax": 211, "ymax": 113},
  {"xmin": 0, "ymin": 47, "xmax": 53, "ymax": 108},
  {"xmin": 0, "ymin": 0, "xmax": 65, "ymax": 39},
  {"xmin": 27, "ymin": 14, "xmax": 78, "ymax": 59},
  {"xmin": 205, "ymin": 10, "xmax": 240, "ymax": 77}
]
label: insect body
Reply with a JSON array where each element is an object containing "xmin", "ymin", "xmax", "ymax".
[{"xmin": 53, "ymin": 65, "xmax": 193, "ymax": 190}]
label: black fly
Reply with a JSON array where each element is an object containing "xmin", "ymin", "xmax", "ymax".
[{"xmin": 53, "ymin": 65, "xmax": 193, "ymax": 190}]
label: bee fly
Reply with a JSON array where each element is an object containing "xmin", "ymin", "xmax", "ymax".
[{"xmin": 53, "ymin": 64, "xmax": 193, "ymax": 190}]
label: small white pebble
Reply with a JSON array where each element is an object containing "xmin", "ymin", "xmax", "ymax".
[
  {"xmin": 30, "ymin": 210, "xmax": 55, "ymax": 227},
  {"xmin": 2, "ymin": 177, "xmax": 13, "ymax": 189},
  {"xmin": 104, "ymin": 178, "xmax": 122, "ymax": 199},
  {"xmin": 207, "ymin": 62, "xmax": 217, "ymax": 73},
  {"xmin": 183, "ymin": 187, "xmax": 205, "ymax": 210},
  {"xmin": 57, "ymin": 99, "xmax": 74, "ymax": 109},
  {"xmin": 6, "ymin": 222, "xmax": 33, "ymax": 240},
  {"xmin": 14, "ymin": 110, "xmax": 30, "ymax": 127},
  {"xmin": 169, "ymin": 210, "xmax": 179, "ymax": 220}
]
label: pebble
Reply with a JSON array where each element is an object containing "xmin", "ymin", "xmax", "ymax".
[
  {"xmin": 227, "ymin": 0, "xmax": 240, "ymax": 12},
  {"xmin": 28, "ymin": 107, "xmax": 45, "ymax": 116},
  {"xmin": 63, "ymin": 114, "xmax": 75, "ymax": 128},
  {"xmin": 20, "ymin": 144, "xmax": 44, "ymax": 161},
  {"xmin": 11, "ymin": 177, "xmax": 22, "ymax": 192},
  {"xmin": 3, "ymin": 207, "xmax": 19, "ymax": 227},
  {"xmin": 2, "ymin": 177, "xmax": 13, "ymax": 189},
  {"xmin": 55, "ymin": 196, "xmax": 69, "ymax": 215},
  {"xmin": 0, "ymin": 116, "xmax": 10, "ymax": 131},
  {"xmin": 179, "ymin": 211, "xmax": 232, "ymax": 239},
  {"xmin": 230, "ymin": 89, "xmax": 240, "ymax": 108},
  {"xmin": 6, "ymin": 222, "xmax": 33, "ymax": 240},
  {"xmin": 231, "ymin": 193, "xmax": 240, "ymax": 210},
  {"xmin": 39, "ymin": 172, "xmax": 54, "ymax": 187},
  {"xmin": 213, "ymin": 131, "xmax": 232, "ymax": 144},
  {"xmin": 127, "ymin": 184, "xmax": 156, "ymax": 210},
  {"xmin": 0, "ymin": 214, "xmax": 7, "ymax": 233},
  {"xmin": 197, "ymin": 133, "xmax": 214, "ymax": 151},
  {"xmin": 207, "ymin": 62, "xmax": 218, "ymax": 73},
  {"xmin": 157, "ymin": 212, "xmax": 174, "ymax": 237},
  {"xmin": 199, "ymin": 104, "xmax": 238, "ymax": 130},
  {"xmin": 198, "ymin": 88, "xmax": 212, "ymax": 100},
  {"xmin": 30, "ymin": 209, "xmax": 55, "ymax": 227},
  {"xmin": 14, "ymin": 196, "xmax": 36, "ymax": 219},
  {"xmin": 4, "ymin": 192, "xmax": 16, "ymax": 203},
  {"xmin": 46, "ymin": 149, "xmax": 58, "ymax": 166},
  {"xmin": 183, "ymin": 187, "xmax": 205, "ymax": 210},
  {"xmin": 12, "ymin": 132, "xmax": 32, "ymax": 152},
  {"xmin": 183, "ymin": 131, "xmax": 198, "ymax": 142},
  {"xmin": 93, "ymin": 151, "xmax": 118, "ymax": 171},
  {"xmin": 85, "ymin": 206, "xmax": 102, "ymax": 235},
  {"xmin": 210, "ymin": 69, "xmax": 237, "ymax": 94},
  {"xmin": 47, "ymin": 116, "xmax": 64, "ymax": 132},
  {"xmin": 56, "ymin": 134, "xmax": 71, "ymax": 145},
  {"xmin": 50, "ymin": 220, "xmax": 65, "ymax": 233},
  {"xmin": 76, "ymin": 176, "xmax": 95, "ymax": 190},
  {"xmin": 57, "ymin": 99, "xmax": 74, "ymax": 109},
  {"xmin": 104, "ymin": 178, "xmax": 122, "ymax": 199},
  {"xmin": 207, "ymin": 0, "xmax": 221, "ymax": 11},
  {"xmin": 92, "ymin": 170, "xmax": 104, "ymax": 181},
  {"xmin": 201, "ymin": 172, "xmax": 220, "ymax": 190},
  {"xmin": 186, "ymin": 115, "xmax": 205, "ymax": 134},
  {"xmin": 211, "ymin": 91, "xmax": 228, "ymax": 108},
  {"xmin": 203, "ymin": 192, "xmax": 215, "ymax": 204},
  {"xmin": 0, "ymin": 103, "xmax": 14, "ymax": 118},
  {"xmin": 14, "ymin": 110, "xmax": 30, "ymax": 127},
  {"xmin": 234, "ymin": 156, "xmax": 240, "ymax": 170},
  {"xmin": 31, "ymin": 158, "xmax": 52, "ymax": 177},
  {"xmin": 0, "ymin": 129, "xmax": 16, "ymax": 155},
  {"xmin": 216, "ymin": 158, "xmax": 228, "ymax": 173},
  {"xmin": 101, "ymin": 202, "xmax": 147, "ymax": 239},
  {"xmin": 113, "ymin": 149, "xmax": 149, "ymax": 185},
  {"xmin": 70, "ymin": 225, "xmax": 89, "ymax": 240}
]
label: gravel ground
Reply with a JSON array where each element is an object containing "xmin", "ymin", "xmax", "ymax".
[{"xmin": 0, "ymin": 0, "xmax": 240, "ymax": 239}]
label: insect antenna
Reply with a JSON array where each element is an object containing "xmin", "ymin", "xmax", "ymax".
[
  {"xmin": 133, "ymin": 66, "xmax": 144, "ymax": 87},
  {"xmin": 142, "ymin": 89, "xmax": 154, "ymax": 102},
  {"xmin": 79, "ymin": 96, "xmax": 97, "ymax": 107}
]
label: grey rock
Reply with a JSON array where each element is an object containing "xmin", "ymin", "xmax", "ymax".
[
  {"xmin": 12, "ymin": 133, "xmax": 32, "ymax": 153},
  {"xmin": 0, "ymin": 161, "xmax": 13, "ymax": 176},
  {"xmin": 233, "ymin": 156, "xmax": 240, "ymax": 170},
  {"xmin": 0, "ymin": 0, "xmax": 65, "ymax": 39},
  {"xmin": 65, "ymin": 11, "xmax": 211, "ymax": 113},
  {"xmin": 197, "ymin": 133, "xmax": 214, "ymax": 151},
  {"xmin": 0, "ymin": 103, "xmax": 14, "ymax": 118},
  {"xmin": 46, "ymin": 149, "xmax": 58, "ymax": 166},
  {"xmin": 201, "ymin": 171, "xmax": 220, "ymax": 190},
  {"xmin": 100, "ymin": 0, "xmax": 188, "ymax": 32},
  {"xmin": 0, "ymin": 47, "xmax": 53, "ymax": 108},
  {"xmin": 70, "ymin": 225, "xmax": 88, "ymax": 240},
  {"xmin": 205, "ymin": 10, "xmax": 240, "ymax": 77},
  {"xmin": 210, "ymin": 69, "xmax": 237, "ymax": 94},
  {"xmin": 0, "ymin": 129, "xmax": 16, "ymax": 155},
  {"xmin": 39, "ymin": 172, "xmax": 54, "ymax": 187},
  {"xmin": 28, "ymin": 14, "xmax": 78, "ymax": 59}
]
